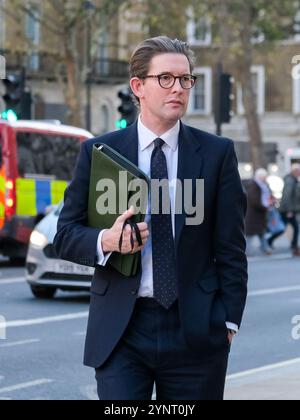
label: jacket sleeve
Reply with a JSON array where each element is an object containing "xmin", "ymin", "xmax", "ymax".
[
  {"xmin": 280, "ymin": 177, "xmax": 295, "ymax": 213},
  {"xmin": 53, "ymin": 141, "xmax": 101, "ymax": 267},
  {"xmin": 214, "ymin": 141, "xmax": 248, "ymax": 328}
]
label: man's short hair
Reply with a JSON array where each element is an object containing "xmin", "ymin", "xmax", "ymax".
[
  {"xmin": 129, "ymin": 36, "xmax": 196, "ymax": 104},
  {"xmin": 130, "ymin": 36, "xmax": 195, "ymax": 78}
]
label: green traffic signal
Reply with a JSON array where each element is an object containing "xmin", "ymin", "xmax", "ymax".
[
  {"xmin": 116, "ymin": 119, "xmax": 128, "ymax": 129},
  {"xmin": 1, "ymin": 109, "xmax": 18, "ymax": 122},
  {"xmin": 117, "ymin": 88, "xmax": 137, "ymax": 127}
]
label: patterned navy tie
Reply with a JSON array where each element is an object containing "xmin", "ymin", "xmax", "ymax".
[{"xmin": 151, "ymin": 138, "xmax": 178, "ymax": 309}]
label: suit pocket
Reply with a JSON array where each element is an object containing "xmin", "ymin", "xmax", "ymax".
[
  {"xmin": 197, "ymin": 275, "xmax": 219, "ymax": 293},
  {"xmin": 90, "ymin": 277, "xmax": 110, "ymax": 296}
]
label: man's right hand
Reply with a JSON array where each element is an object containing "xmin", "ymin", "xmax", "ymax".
[{"xmin": 101, "ymin": 206, "xmax": 149, "ymax": 255}]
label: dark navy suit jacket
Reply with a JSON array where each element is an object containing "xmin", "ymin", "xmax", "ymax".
[{"xmin": 54, "ymin": 122, "xmax": 248, "ymax": 369}]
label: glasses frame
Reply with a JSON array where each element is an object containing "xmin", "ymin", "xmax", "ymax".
[{"xmin": 142, "ymin": 73, "xmax": 197, "ymax": 90}]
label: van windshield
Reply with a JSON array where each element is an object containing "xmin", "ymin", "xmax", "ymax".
[{"xmin": 16, "ymin": 132, "xmax": 81, "ymax": 180}]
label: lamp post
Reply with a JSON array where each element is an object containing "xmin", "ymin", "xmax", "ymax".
[{"xmin": 84, "ymin": 1, "xmax": 96, "ymax": 132}]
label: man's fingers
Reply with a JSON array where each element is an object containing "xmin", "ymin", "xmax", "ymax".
[
  {"xmin": 122, "ymin": 237, "xmax": 148, "ymax": 254},
  {"xmin": 130, "ymin": 231, "xmax": 149, "ymax": 244},
  {"xmin": 118, "ymin": 215, "xmax": 149, "ymax": 254},
  {"xmin": 141, "ymin": 231, "xmax": 150, "ymax": 240},
  {"xmin": 124, "ymin": 224, "xmax": 132, "ymax": 234},
  {"xmin": 129, "ymin": 244, "xmax": 145, "ymax": 255},
  {"xmin": 118, "ymin": 206, "xmax": 135, "ymax": 223},
  {"xmin": 137, "ymin": 222, "xmax": 148, "ymax": 232}
]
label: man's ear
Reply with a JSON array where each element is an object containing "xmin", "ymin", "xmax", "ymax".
[{"xmin": 130, "ymin": 77, "xmax": 144, "ymax": 102}]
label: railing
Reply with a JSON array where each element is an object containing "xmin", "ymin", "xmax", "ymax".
[
  {"xmin": 92, "ymin": 58, "xmax": 129, "ymax": 81},
  {"xmin": 0, "ymin": 51, "xmax": 129, "ymax": 82}
]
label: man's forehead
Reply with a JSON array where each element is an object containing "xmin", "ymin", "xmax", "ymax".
[{"xmin": 149, "ymin": 53, "xmax": 191, "ymax": 73}]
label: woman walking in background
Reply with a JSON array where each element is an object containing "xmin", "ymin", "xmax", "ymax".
[{"xmin": 245, "ymin": 169, "xmax": 272, "ymax": 256}]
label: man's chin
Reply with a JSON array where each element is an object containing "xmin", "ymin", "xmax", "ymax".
[{"xmin": 164, "ymin": 109, "xmax": 185, "ymax": 122}]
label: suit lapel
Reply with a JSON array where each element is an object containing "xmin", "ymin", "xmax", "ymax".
[
  {"xmin": 112, "ymin": 123, "xmax": 139, "ymax": 166},
  {"xmin": 175, "ymin": 123, "xmax": 203, "ymax": 250}
]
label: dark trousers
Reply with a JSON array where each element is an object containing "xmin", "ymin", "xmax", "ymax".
[
  {"xmin": 281, "ymin": 213, "xmax": 299, "ymax": 250},
  {"xmin": 95, "ymin": 298, "xmax": 229, "ymax": 401}
]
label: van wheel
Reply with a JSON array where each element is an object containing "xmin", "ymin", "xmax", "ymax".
[{"xmin": 30, "ymin": 286, "xmax": 57, "ymax": 299}]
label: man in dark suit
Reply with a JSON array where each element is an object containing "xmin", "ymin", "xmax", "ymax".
[{"xmin": 54, "ymin": 36, "xmax": 248, "ymax": 400}]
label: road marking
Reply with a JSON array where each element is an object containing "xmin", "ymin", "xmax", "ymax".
[
  {"xmin": 248, "ymin": 253, "xmax": 292, "ymax": 263},
  {"xmin": 0, "ymin": 277, "xmax": 25, "ymax": 285},
  {"xmin": 5, "ymin": 312, "xmax": 88, "ymax": 328},
  {"xmin": 227, "ymin": 357, "xmax": 300, "ymax": 381},
  {"xmin": 249, "ymin": 285, "xmax": 300, "ymax": 297},
  {"xmin": 0, "ymin": 339, "xmax": 40, "ymax": 348},
  {"xmin": 0, "ymin": 379, "xmax": 53, "ymax": 395}
]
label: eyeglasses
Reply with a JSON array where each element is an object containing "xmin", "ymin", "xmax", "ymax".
[{"xmin": 143, "ymin": 74, "xmax": 197, "ymax": 90}]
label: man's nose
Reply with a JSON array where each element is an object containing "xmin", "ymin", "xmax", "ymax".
[{"xmin": 171, "ymin": 78, "xmax": 184, "ymax": 92}]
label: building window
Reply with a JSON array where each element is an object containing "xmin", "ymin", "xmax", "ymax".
[
  {"xmin": 294, "ymin": 9, "xmax": 300, "ymax": 41},
  {"xmin": 237, "ymin": 65, "xmax": 265, "ymax": 115},
  {"xmin": 188, "ymin": 67, "xmax": 212, "ymax": 115},
  {"xmin": 95, "ymin": 31, "xmax": 109, "ymax": 76},
  {"xmin": 187, "ymin": 10, "xmax": 212, "ymax": 46},
  {"xmin": 293, "ymin": 63, "xmax": 300, "ymax": 114},
  {"xmin": 26, "ymin": 6, "xmax": 40, "ymax": 71}
]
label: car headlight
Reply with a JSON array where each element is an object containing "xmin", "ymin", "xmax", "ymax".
[{"xmin": 30, "ymin": 231, "xmax": 48, "ymax": 248}]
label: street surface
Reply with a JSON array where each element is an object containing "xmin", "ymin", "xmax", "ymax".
[{"xmin": 0, "ymin": 242, "xmax": 300, "ymax": 400}]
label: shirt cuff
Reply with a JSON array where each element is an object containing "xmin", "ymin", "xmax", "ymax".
[
  {"xmin": 96, "ymin": 230, "xmax": 112, "ymax": 266},
  {"xmin": 226, "ymin": 322, "xmax": 239, "ymax": 333}
]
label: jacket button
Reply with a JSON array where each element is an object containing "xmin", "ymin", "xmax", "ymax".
[{"xmin": 131, "ymin": 289, "xmax": 138, "ymax": 296}]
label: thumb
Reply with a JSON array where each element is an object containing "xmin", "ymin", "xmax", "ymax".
[{"xmin": 118, "ymin": 206, "xmax": 135, "ymax": 223}]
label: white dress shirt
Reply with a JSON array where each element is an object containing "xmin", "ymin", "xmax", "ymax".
[{"xmin": 96, "ymin": 116, "xmax": 237, "ymax": 332}]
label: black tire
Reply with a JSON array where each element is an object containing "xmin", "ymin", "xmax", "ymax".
[{"xmin": 30, "ymin": 286, "xmax": 57, "ymax": 299}]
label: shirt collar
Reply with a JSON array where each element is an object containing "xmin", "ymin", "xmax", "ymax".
[{"xmin": 138, "ymin": 115, "xmax": 180, "ymax": 152}]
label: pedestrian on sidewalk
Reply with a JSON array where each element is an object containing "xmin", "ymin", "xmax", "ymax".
[
  {"xmin": 266, "ymin": 198, "xmax": 285, "ymax": 250},
  {"xmin": 245, "ymin": 169, "xmax": 273, "ymax": 256},
  {"xmin": 279, "ymin": 164, "xmax": 300, "ymax": 257},
  {"xmin": 54, "ymin": 36, "xmax": 248, "ymax": 401}
]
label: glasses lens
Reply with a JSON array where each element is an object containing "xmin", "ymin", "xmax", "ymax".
[
  {"xmin": 181, "ymin": 75, "xmax": 196, "ymax": 89},
  {"xmin": 159, "ymin": 75, "xmax": 175, "ymax": 88}
]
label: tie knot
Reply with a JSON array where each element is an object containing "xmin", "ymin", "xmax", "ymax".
[{"xmin": 154, "ymin": 138, "xmax": 165, "ymax": 150}]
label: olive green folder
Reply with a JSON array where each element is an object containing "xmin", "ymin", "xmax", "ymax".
[{"xmin": 88, "ymin": 143, "xmax": 150, "ymax": 277}]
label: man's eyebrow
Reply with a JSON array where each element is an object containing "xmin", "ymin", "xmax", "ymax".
[{"xmin": 156, "ymin": 72, "xmax": 192, "ymax": 75}]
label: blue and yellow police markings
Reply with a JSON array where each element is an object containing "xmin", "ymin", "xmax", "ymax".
[{"xmin": 16, "ymin": 179, "xmax": 68, "ymax": 217}]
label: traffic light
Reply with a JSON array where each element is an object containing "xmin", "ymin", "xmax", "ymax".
[
  {"xmin": 1, "ymin": 70, "xmax": 32, "ymax": 120},
  {"xmin": 0, "ymin": 109, "xmax": 18, "ymax": 123},
  {"xmin": 219, "ymin": 74, "xmax": 234, "ymax": 123},
  {"xmin": 116, "ymin": 88, "xmax": 137, "ymax": 129},
  {"xmin": 214, "ymin": 67, "xmax": 234, "ymax": 135},
  {"xmin": 20, "ymin": 91, "xmax": 32, "ymax": 120}
]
